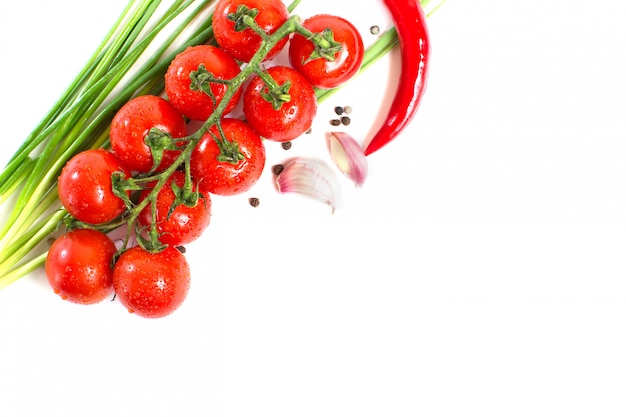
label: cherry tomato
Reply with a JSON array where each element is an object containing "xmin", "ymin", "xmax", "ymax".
[
  {"xmin": 113, "ymin": 246, "xmax": 190, "ymax": 319},
  {"xmin": 190, "ymin": 117, "xmax": 266, "ymax": 196},
  {"xmin": 164, "ymin": 45, "xmax": 242, "ymax": 121},
  {"xmin": 109, "ymin": 95, "xmax": 187, "ymax": 173},
  {"xmin": 212, "ymin": 0, "xmax": 290, "ymax": 63},
  {"xmin": 58, "ymin": 149, "xmax": 130, "ymax": 225},
  {"xmin": 288, "ymin": 14, "xmax": 364, "ymax": 89},
  {"xmin": 138, "ymin": 171, "xmax": 211, "ymax": 246},
  {"xmin": 45, "ymin": 229, "xmax": 117, "ymax": 305},
  {"xmin": 243, "ymin": 66, "xmax": 317, "ymax": 142}
]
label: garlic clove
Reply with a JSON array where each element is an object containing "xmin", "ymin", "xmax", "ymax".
[
  {"xmin": 327, "ymin": 132, "xmax": 368, "ymax": 187},
  {"xmin": 275, "ymin": 159, "xmax": 338, "ymax": 212}
]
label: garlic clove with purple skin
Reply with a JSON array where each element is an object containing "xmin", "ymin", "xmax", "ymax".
[
  {"xmin": 275, "ymin": 159, "xmax": 338, "ymax": 212},
  {"xmin": 327, "ymin": 132, "xmax": 368, "ymax": 187}
]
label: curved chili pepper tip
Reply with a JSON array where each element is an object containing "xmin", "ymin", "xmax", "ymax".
[{"xmin": 364, "ymin": 0, "xmax": 430, "ymax": 156}]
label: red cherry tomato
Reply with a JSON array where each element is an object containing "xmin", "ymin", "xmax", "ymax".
[
  {"xmin": 289, "ymin": 14, "xmax": 364, "ymax": 89},
  {"xmin": 58, "ymin": 149, "xmax": 130, "ymax": 225},
  {"xmin": 164, "ymin": 45, "xmax": 242, "ymax": 121},
  {"xmin": 45, "ymin": 229, "xmax": 117, "ymax": 305},
  {"xmin": 212, "ymin": 0, "xmax": 290, "ymax": 63},
  {"xmin": 109, "ymin": 95, "xmax": 187, "ymax": 173},
  {"xmin": 243, "ymin": 66, "xmax": 317, "ymax": 142},
  {"xmin": 138, "ymin": 171, "xmax": 211, "ymax": 247},
  {"xmin": 113, "ymin": 246, "xmax": 190, "ymax": 319},
  {"xmin": 190, "ymin": 117, "xmax": 266, "ymax": 196}
]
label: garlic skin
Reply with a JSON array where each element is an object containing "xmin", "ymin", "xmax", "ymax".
[
  {"xmin": 327, "ymin": 132, "xmax": 368, "ymax": 187},
  {"xmin": 275, "ymin": 159, "xmax": 338, "ymax": 212}
]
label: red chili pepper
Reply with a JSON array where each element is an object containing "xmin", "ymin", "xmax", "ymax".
[{"xmin": 364, "ymin": 0, "xmax": 430, "ymax": 156}]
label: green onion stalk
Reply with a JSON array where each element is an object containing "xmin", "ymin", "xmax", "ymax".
[{"xmin": 0, "ymin": 0, "xmax": 444, "ymax": 289}]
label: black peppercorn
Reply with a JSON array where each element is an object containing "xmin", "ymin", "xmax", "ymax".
[{"xmin": 272, "ymin": 164, "xmax": 284, "ymax": 175}]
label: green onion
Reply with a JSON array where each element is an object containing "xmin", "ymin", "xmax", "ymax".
[{"xmin": 0, "ymin": 0, "xmax": 444, "ymax": 288}]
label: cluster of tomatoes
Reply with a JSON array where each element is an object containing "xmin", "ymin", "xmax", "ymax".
[{"xmin": 45, "ymin": 0, "xmax": 365, "ymax": 318}]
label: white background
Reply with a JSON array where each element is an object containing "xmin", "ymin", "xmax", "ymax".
[{"xmin": 1, "ymin": 0, "xmax": 626, "ymax": 416}]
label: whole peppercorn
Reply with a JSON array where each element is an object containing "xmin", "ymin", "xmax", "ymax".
[{"xmin": 272, "ymin": 164, "xmax": 285, "ymax": 176}]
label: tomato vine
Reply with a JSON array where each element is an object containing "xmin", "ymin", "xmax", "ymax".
[{"xmin": 0, "ymin": 0, "xmax": 445, "ymax": 305}]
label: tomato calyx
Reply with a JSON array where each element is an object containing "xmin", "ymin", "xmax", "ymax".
[
  {"xmin": 212, "ymin": 127, "xmax": 246, "ymax": 164},
  {"xmin": 135, "ymin": 218, "xmax": 169, "ymax": 253},
  {"xmin": 111, "ymin": 171, "xmax": 144, "ymax": 208},
  {"xmin": 144, "ymin": 127, "xmax": 180, "ymax": 172},
  {"xmin": 258, "ymin": 71, "xmax": 292, "ymax": 110},
  {"xmin": 301, "ymin": 28, "xmax": 342, "ymax": 64},
  {"xmin": 169, "ymin": 176, "xmax": 201, "ymax": 213},
  {"xmin": 228, "ymin": 4, "xmax": 260, "ymax": 33},
  {"xmin": 189, "ymin": 64, "xmax": 229, "ymax": 103}
]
